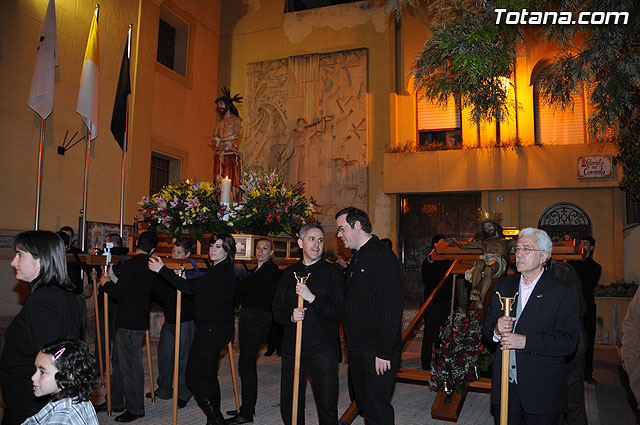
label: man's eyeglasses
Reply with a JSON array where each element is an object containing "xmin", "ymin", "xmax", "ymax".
[
  {"xmin": 514, "ymin": 246, "xmax": 541, "ymax": 255},
  {"xmin": 337, "ymin": 225, "xmax": 350, "ymax": 234}
]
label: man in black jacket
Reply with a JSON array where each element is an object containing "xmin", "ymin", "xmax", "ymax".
[
  {"xmin": 483, "ymin": 228, "xmax": 579, "ymax": 425},
  {"xmin": 273, "ymin": 224, "xmax": 344, "ymax": 425},
  {"xmin": 335, "ymin": 207, "xmax": 404, "ymax": 425},
  {"xmin": 98, "ymin": 231, "xmax": 158, "ymax": 423}
]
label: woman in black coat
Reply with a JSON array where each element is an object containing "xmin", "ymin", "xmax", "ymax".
[
  {"xmin": 149, "ymin": 233, "xmax": 236, "ymax": 425},
  {"xmin": 226, "ymin": 237, "xmax": 281, "ymax": 424},
  {"xmin": 0, "ymin": 231, "xmax": 84, "ymax": 425}
]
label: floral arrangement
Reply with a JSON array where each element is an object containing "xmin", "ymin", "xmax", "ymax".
[
  {"xmin": 430, "ymin": 306, "xmax": 487, "ymax": 393},
  {"xmin": 138, "ymin": 180, "xmax": 227, "ymax": 241},
  {"xmin": 138, "ymin": 167, "xmax": 318, "ymax": 240},
  {"xmin": 234, "ymin": 166, "xmax": 318, "ymax": 238}
]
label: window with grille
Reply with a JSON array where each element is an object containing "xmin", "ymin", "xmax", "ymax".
[{"xmin": 156, "ymin": 5, "xmax": 189, "ymax": 77}]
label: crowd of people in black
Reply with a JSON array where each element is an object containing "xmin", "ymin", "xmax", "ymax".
[{"xmin": 0, "ymin": 208, "xmax": 604, "ymax": 425}]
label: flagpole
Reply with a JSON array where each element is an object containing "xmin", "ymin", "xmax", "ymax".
[
  {"xmin": 28, "ymin": 0, "xmax": 57, "ymax": 230},
  {"xmin": 119, "ymin": 24, "xmax": 132, "ymax": 237},
  {"xmin": 34, "ymin": 118, "xmax": 46, "ymax": 230},
  {"xmin": 81, "ymin": 128, "xmax": 91, "ymax": 251},
  {"xmin": 77, "ymin": 4, "xmax": 99, "ymax": 251}
]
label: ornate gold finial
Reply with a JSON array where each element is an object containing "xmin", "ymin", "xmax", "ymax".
[{"xmin": 477, "ymin": 208, "xmax": 503, "ymax": 224}]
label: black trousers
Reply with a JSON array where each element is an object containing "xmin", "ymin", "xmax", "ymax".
[
  {"xmin": 494, "ymin": 382, "xmax": 565, "ymax": 425},
  {"xmin": 566, "ymin": 350, "xmax": 587, "ymax": 425},
  {"xmin": 1, "ymin": 379, "xmax": 46, "ymax": 425},
  {"xmin": 186, "ymin": 323, "xmax": 233, "ymax": 407},
  {"xmin": 237, "ymin": 308, "xmax": 272, "ymax": 417},
  {"xmin": 280, "ymin": 349, "xmax": 339, "ymax": 425},
  {"xmin": 584, "ymin": 304, "xmax": 596, "ymax": 379},
  {"xmin": 421, "ymin": 301, "xmax": 449, "ymax": 370},
  {"xmin": 348, "ymin": 350, "xmax": 400, "ymax": 425}
]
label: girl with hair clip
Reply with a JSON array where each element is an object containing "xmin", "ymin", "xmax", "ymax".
[
  {"xmin": 23, "ymin": 339, "xmax": 98, "ymax": 424},
  {"xmin": 1, "ymin": 231, "xmax": 84, "ymax": 425}
]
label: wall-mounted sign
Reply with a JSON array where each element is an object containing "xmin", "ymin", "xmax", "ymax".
[{"xmin": 577, "ymin": 155, "xmax": 613, "ymax": 179}]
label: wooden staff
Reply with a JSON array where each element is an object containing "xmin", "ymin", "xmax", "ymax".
[
  {"xmin": 292, "ymin": 272, "xmax": 310, "ymax": 425},
  {"xmin": 146, "ymin": 330, "xmax": 155, "ymax": 402},
  {"xmin": 228, "ymin": 341, "xmax": 240, "ymax": 412},
  {"xmin": 449, "ymin": 273, "xmax": 457, "ymax": 327},
  {"xmin": 172, "ymin": 289, "xmax": 182, "ymax": 425},
  {"xmin": 496, "ymin": 291, "xmax": 518, "ymax": 425},
  {"xmin": 103, "ymin": 290, "xmax": 112, "ymax": 416},
  {"xmin": 92, "ymin": 271, "xmax": 104, "ymax": 386},
  {"xmin": 292, "ymin": 294, "xmax": 304, "ymax": 425}
]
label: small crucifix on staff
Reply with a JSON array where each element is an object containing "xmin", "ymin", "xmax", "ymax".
[{"xmin": 496, "ymin": 291, "xmax": 518, "ymax": 425}]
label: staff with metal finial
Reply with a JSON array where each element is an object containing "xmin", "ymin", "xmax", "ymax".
[
  {"xmin": 496, "ymin": 290, "xmax": 518, "ymax": 425},
  {"xmin": 291, "ymin": 272, "xmax": 310, "ymax": 425}
]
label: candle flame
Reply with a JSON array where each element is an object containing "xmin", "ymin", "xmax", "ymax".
[{"xmin": 185, "ymin": 179, "xmax": 191, "ymax": 184}]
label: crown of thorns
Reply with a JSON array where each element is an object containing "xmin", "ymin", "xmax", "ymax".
[{"xmin": 220, "ymin": 87, "xmax": 243, "ymax": 104}]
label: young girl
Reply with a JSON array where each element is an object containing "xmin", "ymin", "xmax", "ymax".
[{"xmin": 23, "ymin": 339, "xmax": 99, "ymax": 424}]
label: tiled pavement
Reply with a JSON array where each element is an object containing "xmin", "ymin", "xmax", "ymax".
[
  {"xmin": 1, "ymin": 339, "xmax": 635, "ymax": 424},
  {"xmin": 87, "ymin": 339, "xmax": 611, "ymax": 425}
]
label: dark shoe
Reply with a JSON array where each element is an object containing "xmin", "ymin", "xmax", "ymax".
[
  {"xmin": 114, "ymin": 411, "xmax": 145, "ymax": 422},
  {"xmin": 94, "ymin": 402, "xmax": 124, "ymax": 413},
  {"xmin": 146, "ymin": 390, "xmax": 171, "ymax": 400},
  {"xmin": 178, "ymin": 399, "xmax": 189, "ymax": 408},
  {"xmin": 264, "ymin": 350, "xmax": 274, "ymax": 357},
  {"xmin": 226, "ymin": 410, "xmax": 239, "ymax": 416},
  {"xmin": 226, "ymin": 414, "xmax": 253, "ymax": 424},
  {"xmin": 195, "ymin": 396, "xmax": 225, "ymax": 425}
]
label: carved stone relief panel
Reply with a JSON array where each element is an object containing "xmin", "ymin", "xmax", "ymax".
[{"xmin": 243, "ymin": 48, "xmax": 368, "ymax": 225}]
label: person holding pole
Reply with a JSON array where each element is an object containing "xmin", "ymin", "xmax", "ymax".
[
  {"xmin": 225, "ymin": 238, "xmax": 281, "ymax": 424},
  {"xmin": 335, "ymin": 207, "xmax": 403, "ymax": 425},
  {"xmin": 482, "ymin": 228, "xmax": 580, "ymax": 425},
  {"xmin": 272, "ymin": 224, "xmax": 344, "ymax": 425},
  {"xmin": 96, "ymin": 230, "xmax": 158, "ymax": 423},
  {"xmin": 148, "ymin": 237, "xmax": 197, "ymax": 408},
  {"xmin": 149, "ymin": 233, "xmax": 236, "ymax": 425}
]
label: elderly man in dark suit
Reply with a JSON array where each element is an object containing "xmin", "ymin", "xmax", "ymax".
[{"xmin": 483, "ymin": 228, "xmax": 580, "ymax": 425}]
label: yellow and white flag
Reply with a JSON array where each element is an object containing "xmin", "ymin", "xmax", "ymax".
[
  {"xmin": 28, "ymin": 0, "xmax": 58, "ymax": 119},
  {"xmin": 76, "ymin": 6, "xmax": 99, "ymax": 140}
]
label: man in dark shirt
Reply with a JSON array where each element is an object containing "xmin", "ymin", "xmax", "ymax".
[
  {"xmin": 149, "ymin": 237, "xmax": 196, "ymax": 408},
  {"xmin": 570, "ymin": 235, "xmax": 602, "ymax": 384},
  {"xmin": 335, "ymin": 207, "xmax": 404, "ymax": 425},
  {"xmin": 95, "ymin": 233, "xmax": 128, "ymax": 376},
  {"xmin": 98, "ymin": 231, "xmax": 158, "ymax": 423},
  {"xmin": 273, "ymin": 224, "xmax": 344, "ymax": 425}
]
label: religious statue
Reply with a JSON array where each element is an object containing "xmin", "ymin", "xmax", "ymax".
[
  {"xmin": 279, "ymin": 116, "xmax": 334, "ymax": 184},
  {"xmin": 210, "ymin": 87, "xmax": 243, "ymax": 202},
  {"xmin": 450, "ymin": 210, "xmax": 516, "ymax": 309}
]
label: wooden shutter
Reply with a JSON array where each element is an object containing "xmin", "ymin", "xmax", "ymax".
[{"xmin": 534, "ymin": 67, "xmax": 585, "ymax": 144}]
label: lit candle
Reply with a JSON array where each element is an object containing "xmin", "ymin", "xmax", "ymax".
[{"xmin": 221, "ymin": 176, "xmax": 231, "ymax": 204}]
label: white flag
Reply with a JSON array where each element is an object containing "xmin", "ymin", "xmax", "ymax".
[
  {"xmin": 28, "ymin": 0, "xmax": 58, "ymax": 119},
  {"xmin": 76, "ymin": 7, "xmax": 99, "ymax": 140}
]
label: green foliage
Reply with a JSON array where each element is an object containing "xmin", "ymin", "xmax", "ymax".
[{"xmin": 387, "ymin": 0, "xmax": 640, "ymax": 198}]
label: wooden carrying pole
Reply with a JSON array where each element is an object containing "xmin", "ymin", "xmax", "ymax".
[
  {"xmin": 103, "ymin": 291, "xmax": 112, "ymax": 415},
  {"xmin": 172, "ymin": 290, "xmax": 182, "ymax": 425},
  {"xmin": 497, "ymin": 291, "xmax": 518, "ymax": 425},
  {"xmin": 291, "ymin": 295, "xmax": 304, "ymax": 425},
  {"xmin": 228, "ymin": 341, "xmax": 240, "ymax": 412},
  {"xmin": 146, "ymin": 330, "xmax": 155, "ymax": 402},
  {"xmin": 93, "ymin": 274, "xmax": 104, "ymax": 386}
]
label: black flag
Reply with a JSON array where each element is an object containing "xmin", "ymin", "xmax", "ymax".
[{"xmin": 110, "ymin": 36, "xmax": 131, "ymax": 150}]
